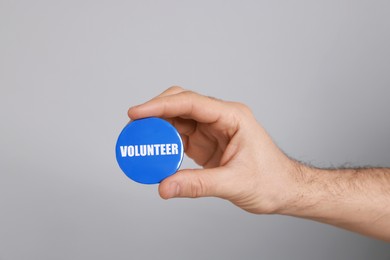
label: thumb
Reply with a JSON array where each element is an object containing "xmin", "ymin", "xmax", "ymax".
[{"xmin": 158, "ymin": 168, "xmax": 224, "ymax": 199}]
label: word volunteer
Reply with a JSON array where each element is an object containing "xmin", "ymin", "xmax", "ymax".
[{"xmin": 119, "ymin": 143, "xmax": 179, "ymax": 157}]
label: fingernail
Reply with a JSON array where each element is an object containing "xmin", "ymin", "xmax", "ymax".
[{"xmin": 168, "ymin": 182, "xmax": 180, "ymax": 198}]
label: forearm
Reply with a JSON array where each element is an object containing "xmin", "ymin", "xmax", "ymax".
[{"xmin": 279, "ymin": 164, "xmax": 390, "ymax": 241}]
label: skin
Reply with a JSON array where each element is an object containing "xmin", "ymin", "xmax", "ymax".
[{"xmin": 128, "ymin": 86, "xmax": 390, "ymax": 242}]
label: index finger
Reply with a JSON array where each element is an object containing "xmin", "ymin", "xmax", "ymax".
[{"xmin": 128, "ymin": 90, "xmax": 228, "ymax": 124}]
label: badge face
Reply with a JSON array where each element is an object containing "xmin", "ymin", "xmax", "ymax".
[{"xmin": 116, "ymin": 117, "xmax": 184, "ymax": 184}]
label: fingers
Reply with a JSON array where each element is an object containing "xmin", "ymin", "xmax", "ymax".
[
  {"xmin": 167, "ymin": 118, "xmax": 195, "ymax": 151},
  {"xmin": 129, "ymin": 86, "xmax": 184, "ymax": 120},
  {"xmin": 170, "ymin": 117, "xmax": 197, "ymax": 136},
  {"xmin": 127, "ymin": 86, "xmax": 184, "ymax": 120},
  {"xmin": 158, "ymin": 168, "xmax": 226, "ymax": 199},
  {"xmin": 128, "ymin": 88, "xmax": 228, "ymax": 124}
]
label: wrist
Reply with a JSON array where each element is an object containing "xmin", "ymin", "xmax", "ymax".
[{"xmin": 269, "ymin": 160, "xmax": 314, "ymax": 215}]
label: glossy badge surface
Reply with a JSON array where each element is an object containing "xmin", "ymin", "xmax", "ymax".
[{"xmin": 116, "ymin": 117, "xmax": 184, "ymax": 184}]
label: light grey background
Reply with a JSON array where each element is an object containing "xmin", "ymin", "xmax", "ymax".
[{"xmin": 1, "ymin": 0, "xmax": 389, "ymax": 259}]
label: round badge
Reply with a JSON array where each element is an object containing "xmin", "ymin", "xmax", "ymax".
[{"xmin": 115, "ymin": 117, "xmax": 184, "ymax": 184}]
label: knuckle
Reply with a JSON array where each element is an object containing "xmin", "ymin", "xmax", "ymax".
[
  {"xmin": 180, "ymin": 90, "xmax": 198, "ymax": 104},
  {"xmin": 227, "ymin": 102, "xmax": 254, "ymax": 128},
  {"xmin": 189, "ymin": 177, "xmax": 207, "ymax": 198},
  {"xmin": 234, "ymin": 102, "xmax": 252, "ymax": 113},
  {"xmin": 168, "ymin": 85, "xmax": 184, "ymax": 92},
  {"xmin": 181, "ymin": 89, "xmax": 195, "ymax": 97}
]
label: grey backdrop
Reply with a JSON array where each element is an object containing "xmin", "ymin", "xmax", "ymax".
[{"xmin": 1, "ymin": 0, "xmax": 389, "ymax": 259}]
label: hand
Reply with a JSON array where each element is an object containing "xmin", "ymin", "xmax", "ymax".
[
  {"xmin": 128, "ymin": 87, "xmax": 390, "ymax": 241},
  {"xmin": 128, "ymin": 86, "xmax": 299, "ymax": 214}
]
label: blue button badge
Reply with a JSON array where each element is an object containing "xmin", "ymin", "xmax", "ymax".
[{"xmin": 116, "ymin": 117, "xmax": 184, "ymax": 184}]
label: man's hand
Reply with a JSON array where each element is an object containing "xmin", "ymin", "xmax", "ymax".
[
  {"xmin": 128, "ymin": 86, "xmax": 390, "ymax": 242},
  {"xmin": 128, "ymin": 86, "xmax": 298, "ymax": 214}
]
